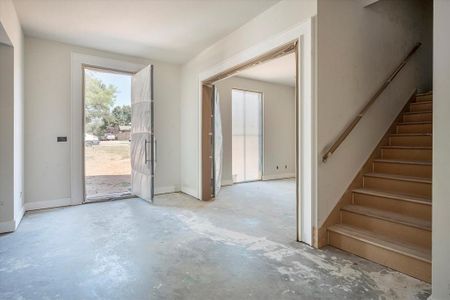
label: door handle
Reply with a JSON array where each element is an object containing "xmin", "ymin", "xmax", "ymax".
[
  {"xmin": 154, "ymin": 139, "xmax": 157, "ymax": 163},
  {"xmin": 144, "ymin": 139, "xmax": 151, "ymax": 164}
]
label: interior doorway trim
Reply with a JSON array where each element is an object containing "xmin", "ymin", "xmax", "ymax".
[
  {"xmin": 198, "ymin": 18, "xmax": 316, "ymax": 245},
  {"xmin": 70, "ymin": 53, "xmax": 145, "ymax": 206}
]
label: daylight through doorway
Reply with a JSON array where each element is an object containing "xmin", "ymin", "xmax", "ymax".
[{"xmin": 83, "ymin": 67, "xmax": 133, "ymax": 201}]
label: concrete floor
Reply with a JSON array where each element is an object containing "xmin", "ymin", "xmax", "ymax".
[{"xmin": 0, "ymin": 179, "xmax": 430, "ymax": 299}]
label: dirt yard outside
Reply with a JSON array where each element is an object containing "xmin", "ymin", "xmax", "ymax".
[{"xmin": 85, "ymin": 141, "xmax": 131, "ymax": 197}]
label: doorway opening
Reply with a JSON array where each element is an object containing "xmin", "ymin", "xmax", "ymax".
[
  {"xmin": 82, "ymin": 64, "xmax": 155, "ymax": 203},
  {"xmin": 83, "ymin": 66, "xmax": 134, "ymax": 202},
  {"xmin": 200, "ymin": 41, "xmax": 299, "ymax": 240}
]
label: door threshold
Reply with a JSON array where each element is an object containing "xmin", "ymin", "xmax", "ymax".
[
  {"xmin": 232, "ymin": 179, "xmax": 263, "ymax": 185},
  {"xmin": 84, "ymin": 192, "xmax": 135, "ymax": 204}
]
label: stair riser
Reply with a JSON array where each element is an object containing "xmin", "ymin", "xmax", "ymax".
[
  {"xmin": 341, "ymin": 211, "xmax": 431, "ymax": 248},
  {"xmin": 402, "ymin": 112, "xmax": 432, "ymax": 122},
  {"xmin": 415, "ymin": 95, "xmax": 432, "ymax": 102},
  {"xmin": 328, "ymin": 232, "xmax": 431, "ymax": 283},
  {"xmin": 410, "ymin": 102, "xmax": 432, "ymax": 112},
  {"xmin": 389, "ymin": 135, "xmax": 432, "ymax": 147},
  {"xmin": 381, "ymin": 148, "xmax": 432, "ymax": 160},
  {"xmin": 373, "ymin": 161, "xmax": 432, "ymax": 178},
  {"xmin": 353, "ymin": 193, "xmax": 431, "ymax": 221},
  {"xmin": 363, "ymin": 176, "xmax": 431, "ymax": 197},
  {"xmin": 396, "ymin": 124, "xmax": 432, "ymax": 134}
]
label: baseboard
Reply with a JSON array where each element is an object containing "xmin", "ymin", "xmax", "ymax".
[
  {"xmin": 262, "ymin": 173, "xmax": 295, "ymax": 181},
  {"xmin": 155, "ymin": 185, "xmax": 180, "ymax": 195},
  {"xmin": 221, "ymin": 179, "xmax": 233, "ymax": 186},
  {"xmin": 24, "ymin": 198, "xmax": 72, "ymax": 211},
  {"xmin": 0, "ymin": 220, "xmax": 15, "ymax": 233}
]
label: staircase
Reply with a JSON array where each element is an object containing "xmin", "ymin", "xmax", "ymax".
[{"xmin": 327, "ymin": 91, "xmax": 432, "ymax": 283}]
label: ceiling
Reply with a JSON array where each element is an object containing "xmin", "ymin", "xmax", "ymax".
[
  {"xmin": 236, "ymin": 52, "xmax": 296, "ymax": 87},
  {"xmin": 13, "ymin": 0, "xmax": 279, "ymax": 64}
]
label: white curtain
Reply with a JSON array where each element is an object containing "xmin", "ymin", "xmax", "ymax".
[{"xmin": 214, "ymin": 87, "xmax": 223, "ymax": 195}]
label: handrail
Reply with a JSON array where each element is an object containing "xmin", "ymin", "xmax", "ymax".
[{"xmin": 322, "ymin": 42, "xmax": 422, "ymax": 163}]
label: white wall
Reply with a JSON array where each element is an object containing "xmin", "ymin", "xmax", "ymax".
[
  {"xmin": 0, "ymin": 0, "xmax": 25, "ymax": 232},
  {"xmin": 215, "ymin": 76, "xmax": 295, "ymax": 184},
  {"xmin": 0, "ymin": 43, "xmax": 15, "ymax": 230},
  {"xmin": 316, "ymin": 0, "xmax": 433, "ymax": 226},
  {"xmin": 180, "ymin": 0, "xmax": 317, "ymax": 198},
  {"xmin": 433, "ymin": 0, "xmax": 450, "ymax": 298},
  {"xmin": 24, "ymin": 37, "xmax": 181, "ymax": 207}
]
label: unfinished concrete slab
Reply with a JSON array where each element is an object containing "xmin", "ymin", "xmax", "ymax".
[{"xmin": 0, "ymin": 180, "xmax": 430, "ymax": 299}]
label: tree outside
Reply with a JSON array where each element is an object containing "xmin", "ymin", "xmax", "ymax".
[{"xmin": 85, "ymin": 70, "xmax": 132, "ymax": 139}]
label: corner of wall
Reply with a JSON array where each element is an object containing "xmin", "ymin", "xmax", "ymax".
[
  {"xmin": 0, "ymin": 0, "xmax": 26, "ymax": 232},
  {"xmin": 14, "ymin": 203, "xmax": 25, "ymax": 230}
]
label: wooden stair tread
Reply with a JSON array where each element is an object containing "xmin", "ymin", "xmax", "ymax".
[
  {"xmin": 352, "ymin": 188, "xmax": 431, "ymax": 204},
  {"xmin": 416, "ymin": 91, "xmax": 432, "ymax": 96},
  {"xmin": 398, "ymin": 121, "xmax": 432, "ymax": 125},
  {"xmin": 373, "ymin": 158, "xmax": 431, "ymax": 165},
  {"xmin": 401, "ymin": 111, "xmax": 432, "ymax": 115},
  {"xmin": 342, "ymin": 204, "xmax": 431, "ymax": 230},
  {"xmin": 389, "ymin": 133, "xmax": 432, "ymax": 136},
  {"xmin": 381, "ymin": 145, "xmax": 431, "ymax": 150},
  {"xmin": 364, "ymin": 172, "xmax": 432, "ymax": 184},
  {"xmin": 328, "ymin": 224, "xmax": 431, "ymax": 263},
  {"xmin": 410, "ymin": 100, "xmax": 432, "ymax": 104},
  {"xmin": 416, "ymin": 97, "xmax": 432, "ymax": 101}
]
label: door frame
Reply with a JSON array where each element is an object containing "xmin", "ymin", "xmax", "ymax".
[
  {"xmin": 198, "ymin": 18, "xmax": 316, "ymax": 245},
  {"xmin": 70, "ymin": 53, "xmax": 145, "ymax": 206}
]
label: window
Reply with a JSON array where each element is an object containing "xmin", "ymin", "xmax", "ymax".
[{"xmin": 232, "ymin": 89, "xmax": 263, "ymax": 183}]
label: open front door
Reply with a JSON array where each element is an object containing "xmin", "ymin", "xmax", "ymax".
[{"xmin": 131, "ymin": 65, "xmax": 154, "ymax": 202}]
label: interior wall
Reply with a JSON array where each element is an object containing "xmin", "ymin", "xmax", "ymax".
[
  {"xmin": 24, "ymin": 37, "xmax": 181, "ymax": 207},
  {"xmin": 215, "ymin": 76, "xmax": 295, "ymax": 184},
  {"xmin": 316, "ymin": 0, "xmax": 433, "ymax": 226},
  {"xmin": 433, "ymin": 0, "xmax": 450, "ymax": 298},
  {"xmin": 0, "ymin": 0, "xmax": 25, "ymax": 232},
  {"xmin": 0, "ymin": 43, "xmax": 15, "ymax": 230},
  {"xmin": 180, "ymin": 0, "xmax": 317, "ymax": 198}
]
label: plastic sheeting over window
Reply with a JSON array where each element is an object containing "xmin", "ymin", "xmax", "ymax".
[
  {"xmin": 214, "ymin": 87, "xmax": 223, "ymax": 195},
  {"xmin": 232, "ymin": 89, "xmax": 262, "ymax": 183}
]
